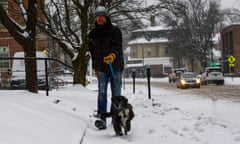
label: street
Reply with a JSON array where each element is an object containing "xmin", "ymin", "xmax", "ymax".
[{"xmin": 125, "ymin": 79, "xmax": 240, "ymax": 102}]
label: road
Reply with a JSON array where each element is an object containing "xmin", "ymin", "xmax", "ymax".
[{"xmin": 126, "ymin": 80, "xmax": 240, "ymax": 102}]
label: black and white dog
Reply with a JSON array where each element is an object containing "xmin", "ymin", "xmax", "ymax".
[
  {"xmin": 96, "ymin": 96, "xmax": 134, "ymax": 136},
  {"xmin": 111, "ymin": 96, "xmax": 134, "ymax": 136}
]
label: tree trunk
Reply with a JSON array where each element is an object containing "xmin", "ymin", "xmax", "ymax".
[
  {"xmin": 24, "ymin": 47, "xmax": 38, "ymax": 93},
  {"xmin": 72, "ymin": 56, "xmax": 88, "ymax": 86},
  {"xmin": 0, "ymin": 0, "xmax": 39, "ymax": 93}
]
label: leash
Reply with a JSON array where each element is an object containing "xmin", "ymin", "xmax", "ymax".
[
  {"xmin": 108, "ymin": 59, "xmax": 115, "ymax": 78},
  {"xmin": 108, "ymin": 59, "xmax": 120, "ymax": 96}
]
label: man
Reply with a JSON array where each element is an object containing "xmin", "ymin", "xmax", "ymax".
[{"xmin": 88, "ymin": 6, "xmax": 124, "ymax": 130}]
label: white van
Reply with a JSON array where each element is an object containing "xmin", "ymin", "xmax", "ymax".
[{"xmin": 11, "ymin": 51, "xmax": 48, "ymax": 89}]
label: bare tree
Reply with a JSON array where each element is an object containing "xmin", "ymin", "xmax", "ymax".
[
  {"xmin": 222, "ymin": 8, "xmax": 240, "ymax": 24},
  {"xmin": 163, "ymin": 0, "xmax": 221, "ymax": 69},
  {"xmin": 37, "ymin": 0, "xmax": 155, "ymax": 86},
  {"xmin": 37, "ymin": 0, "xmax": 93, "ymax": 86},
  {"xmin": 0, "ymin": 0, "xmax": 39, "ymax": 93},
  {"xmin": 37, "ymin": 0, "xmax": 182, "ymax": 86}
]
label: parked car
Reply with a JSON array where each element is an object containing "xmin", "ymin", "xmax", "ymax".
[
  {"xmin": 10, "ymin": 51, "xmax": 48, "ymax": 89},
  {"xmin": 168, "ymin": 68, "xmax": 187, "ymax": 83},
  {"xmin": 176, "ymin": 72, "xmax": 201, "ymax": 89},
  {"xmin": 11, "ymin": 77, "xmax": 46, "ymax": 90},
  {"xmin": 201, "ymin": 67, "xmax": 224, "ymax": 85}
]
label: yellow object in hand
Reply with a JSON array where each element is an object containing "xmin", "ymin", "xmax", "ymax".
[{"xmin": 103, "ymin": 53, "xmax": 116, "ymax": 64}]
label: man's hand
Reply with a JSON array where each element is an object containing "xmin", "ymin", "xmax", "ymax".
[{"xmin": 103, "ymin": 53, "xmax": 116, "ymax": 64}]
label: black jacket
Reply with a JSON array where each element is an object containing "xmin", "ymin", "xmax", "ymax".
[{"xmin": 89, "ymin": 17, "xmax": 124, "ymax": 74}]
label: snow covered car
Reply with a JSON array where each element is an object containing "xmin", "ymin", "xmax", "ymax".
[
  {"xmin": 201, "ymin": 67, "xmax": 224, "ymax": 85},
  {"xmin": 10, "ymin": 51, "xmax": 48, "ymax": 90},
  {"xmin": 176, "ymin": 72, "xmax": 201, "ymax": 89},
  {"xmin": 11, "ymin": 77, "xmax": 46, "ymax": 90}
]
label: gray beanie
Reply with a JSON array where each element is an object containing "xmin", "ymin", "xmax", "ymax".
[{"xmin": 94, "ymin": 6, "xmax": 108, "ymax": 17}]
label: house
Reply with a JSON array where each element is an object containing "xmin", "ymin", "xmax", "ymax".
[{"xmin": 126, "ymin": 25, "xmax": 173, "ymax": 77}]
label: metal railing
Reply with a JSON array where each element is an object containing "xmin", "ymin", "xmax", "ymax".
[{"xmin": 0, "ymin": 57, "xmax": 74, "ymax": 96}]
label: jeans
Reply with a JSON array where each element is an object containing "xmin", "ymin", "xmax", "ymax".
[{"xmin": 97, "ymin": 71, "xmax": 122, "ymax": 122}]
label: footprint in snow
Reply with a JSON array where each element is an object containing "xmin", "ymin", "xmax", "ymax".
[{"xmin": 235, "ymin": 135, "xmax": 240, "ymax": 141}]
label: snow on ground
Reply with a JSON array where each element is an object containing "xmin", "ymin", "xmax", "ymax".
[{"xmin": 0, "ymin": 77, "xmax": 240, "ymax": 144}]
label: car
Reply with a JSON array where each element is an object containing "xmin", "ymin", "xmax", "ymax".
[
  {"xmin": 201, "ymin": 67, "xmax": 224, "ymax": 85},
  {"xmin": 11, "ymin": 76, "xmax": 46, "ymax": 90},
  {"xmin": 168, "ymin": 68, "xmax": 187, "ymax": 83},
  {"xmin": 176, "ymin": 72, "xmax": 201, "ymax": 89},
  {"xmin": 10, "ymin": 51, "xmax": 48, "ymax": 90}
]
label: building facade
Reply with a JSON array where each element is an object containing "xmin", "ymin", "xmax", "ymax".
[
  {"xmin": 221, "ymin": 23, "xmax": 240, "ymax": 74},
  {"xmin": 0, "ymin": 1, "xmax": 48, "ymax": 88},
  {"xmin": 127, "ymin": 26, "xmax": 173, "ymax": 77}
]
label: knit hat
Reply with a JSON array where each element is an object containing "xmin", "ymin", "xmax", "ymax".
[{"xmin": 94, "ymin": 6, "xmax": 108, "ymax": 17}]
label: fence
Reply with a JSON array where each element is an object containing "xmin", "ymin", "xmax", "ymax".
[{"xmin": 0, "ymin": 57, "xmax": 74, "ymax": 96}]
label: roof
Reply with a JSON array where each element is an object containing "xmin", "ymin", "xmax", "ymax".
[
  {"xmin": 132, "ymin": 25, "xmax": 171, "ymax": 32},
  {"xmin": 129, "ymin": 25, "xmax": 171, "ymax": 45},
  {"xmin": 128, "ymin": 37, "xmax": 169, "ymax": 45},
  {"xmin": 222, "ymin": 22, "xmax": 240, "ymax": 29}
]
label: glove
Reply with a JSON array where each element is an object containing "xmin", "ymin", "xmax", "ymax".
[{"xmin": 103, "ymin": 53, "xmax": 116, "ymax": 64}]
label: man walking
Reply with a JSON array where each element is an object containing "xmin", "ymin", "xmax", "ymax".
[{"xmin": 88, "ymin": 6, "xmax": 124, "ymax": 130}]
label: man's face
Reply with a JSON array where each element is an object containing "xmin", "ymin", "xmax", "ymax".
[{"xmin": 96, "ymin": 16, "xmax": 107, "ymax": 25}]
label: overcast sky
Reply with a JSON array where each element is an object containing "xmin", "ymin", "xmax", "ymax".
[
  {"xmin": 146, "ymin": 0, "xmax": 239, "ymax": 9},
  {"xmin": 221, "ymin": 0, "xmax": 239, "ymax": 8}
]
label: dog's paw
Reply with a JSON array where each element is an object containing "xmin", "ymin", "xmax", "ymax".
[{"xmin": 117, "ymin": 131, "xmax": 123, "ymax": 136}]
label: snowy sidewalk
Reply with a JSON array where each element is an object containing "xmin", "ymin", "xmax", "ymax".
[
  {"xmin": 0, "ymin": 86, "xmax": 92, "ymax": 144},
  {"xmin": 84, "ymin": 84, "xmax": 240, "ymax": 144},
  {"xmin": 1, "ymin": 79, "xmax": 240, "ymax": 144}
]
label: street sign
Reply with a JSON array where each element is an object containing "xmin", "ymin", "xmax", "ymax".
[
  {"xmin": 228, "ymin": 55, "xmax": 236, "ymax": 67},
  {"xmin": 229, "ymin": 63, "xmax": 235, "ymax": 67},
  {"xmin": 228, "ymin": 55, "xmax": 236, "ymax": 63},
  {"xmin": 210, "ymin": 61, "xmax": 216, "ymax": 67}
]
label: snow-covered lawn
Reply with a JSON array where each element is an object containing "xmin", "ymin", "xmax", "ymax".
[{"xmin": 0, "ymin": 77, "xmax": 240, "ymax": 144}]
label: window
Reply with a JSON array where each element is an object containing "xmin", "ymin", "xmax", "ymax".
[
  {"xmin": 132, "ymin": 48, "xmax": 136, "ymax": 57},
  {"xmin": 0, "ymin": 1, "xmax": 8, "ymax": 12},
  {"xmin": 0, "ymin": 0, "xmax": 8, "ymax": 9},
  {"xmin": 0, "ymin": 46, "xmax": 10, "ymax": 71},
  {"xmin": 147, "ymin": 48, "xmax": 151, "ymax": 56},
  {"xmin": 165, "ymin": 47, "xmax": 169, "ymax": 54},
  {"xmin": 0, "ymin": 0, "xmax": 8, "ymax": 26}
]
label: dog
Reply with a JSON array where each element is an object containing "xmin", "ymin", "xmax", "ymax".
[
  {"xmin": 111, "ymin": 96, "xmax": 134, "ymax": 136},
  {"xmin": 96, "ymin": 96, "xmax": 134, "ymax": 136}
]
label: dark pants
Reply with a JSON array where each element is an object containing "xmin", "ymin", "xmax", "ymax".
[{"xmin": 97, "ymin": 71, "xmax": 122, "ymax": 122}]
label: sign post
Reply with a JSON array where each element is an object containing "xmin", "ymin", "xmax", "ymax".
[
  {"xmin": 228, "ymin": 55, "xmax": 236, "ymax": 81},
  {"xmin": 228, "ymin": 55, "xmax": 236, "ymax": 68},
  {"xmin": 228, "ymin": 55, "xmax": 236, "ymax": 67}
]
